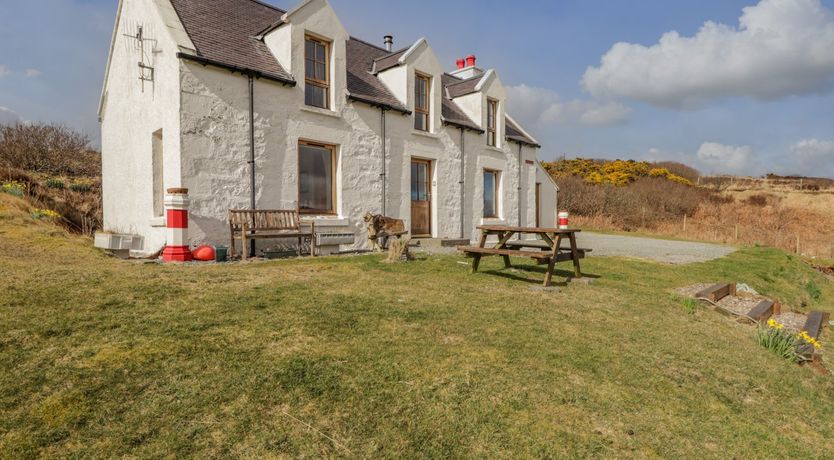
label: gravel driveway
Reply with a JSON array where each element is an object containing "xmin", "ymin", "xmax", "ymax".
[{"xmin": 576, "ymin": 232, "xmax": 735, "ymax": 264}]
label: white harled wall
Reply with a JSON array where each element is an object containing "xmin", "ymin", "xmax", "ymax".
[{"xmin": 99, "ymin": 0, "xmax": 187, "ymax": 253}]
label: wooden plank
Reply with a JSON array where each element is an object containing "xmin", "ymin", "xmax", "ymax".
[
  {"xmin": 459, "ymin": 246, "xmax": 553, "ymax": 260},
  {"xmin": 803, "ymin": 311, "xmax": 830, "ymax": 339},
  {"xmin": 797, "ymin": 311, "xmax": 829, "ymax": 359},
  {"xmin": 477, "ymin": 225, "xmax": 581, "ymax": 234},
  {"xmin": 745, "ymin": 300, "xmax": 774, "ymax": 323},
  {"xmin": 695, "ymin": 283, "xmax": 735, "ymax": 302}
]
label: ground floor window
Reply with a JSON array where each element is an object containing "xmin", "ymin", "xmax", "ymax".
[
  {"xmin": 299, "ymin": 141, "xmax": 336, "ymax": 214},
  {"xmin": 483, "ymin": 169, "xmax": 500, "ymax": 218}
]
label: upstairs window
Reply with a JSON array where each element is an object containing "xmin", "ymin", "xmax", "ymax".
[
  {"xmin": 487, "ymin": 98, "xmax": 498, "ymax": 147},
  {"xmin": 305, "ymin": 36, "xmax": 329, "ymax": 109},
  {"xmin": 299, "ymin": 141, "xmax": 336, "ymax": 215},
  {"xmin": 483, "ymin": 169, "xmax": 500, "ymax": 218},
  {"xmin": 414, "ymin": 74, "xmax": 430, "ymax": 131}
]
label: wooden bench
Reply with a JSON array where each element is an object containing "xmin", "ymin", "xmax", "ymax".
[
  {"xmin": 229, "ymin": 210, "xmax": 316, "ymax": 260},
  {"xmin": 459, "ymin": 246, "xmax": 588, "ymax": 264},
  {"xmin": 505, "ymin": 240, "xmax": 592, "ymax": 262}
]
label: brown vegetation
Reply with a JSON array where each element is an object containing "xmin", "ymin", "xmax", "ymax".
[
  {"xmin": 0, "ymin": 123, "xmax": 100, "ymax": 176},
  {"xmin": 550, "ymin": 158, "xmax": 834, "ymax": 259},
  {"xmin": 0, "ymin": 123, "xmax": 101, "ymax": 234}
]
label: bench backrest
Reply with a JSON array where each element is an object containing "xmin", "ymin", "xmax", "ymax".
[{"xmin": 229, "ymin": 210, "xmax": 301, "ymax": 232}]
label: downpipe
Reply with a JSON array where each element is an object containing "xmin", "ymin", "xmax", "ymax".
[{"xmin": 248, "ymin": 74, "xmax": 256, "ymax": 258}]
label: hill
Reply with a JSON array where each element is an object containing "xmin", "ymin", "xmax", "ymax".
[{"xmin": 2, "ymin": 192, "xmax": 834, "ymax": 456}]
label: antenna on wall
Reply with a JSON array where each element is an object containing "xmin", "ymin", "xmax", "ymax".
[{"xmin": 123, "ymin": 22, "xmax": 159, "ymax": 92}]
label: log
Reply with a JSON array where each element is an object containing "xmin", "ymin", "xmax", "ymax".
[{"xmin": 745, "ymin": 300, "xmax": 775, "ymax": 323}]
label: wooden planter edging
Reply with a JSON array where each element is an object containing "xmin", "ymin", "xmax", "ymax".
[
  {"xmin": 695, "ymin": 283, "xmax": 737, "ymax": 303},
  {"xmin": 798, "ymin": 311, "xmax": 831, "ymax": 359},
  {"xmin": 744, "ymin": 300, "xmax": 775, "ymax": 323}
]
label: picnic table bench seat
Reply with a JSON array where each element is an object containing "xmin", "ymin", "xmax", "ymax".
[
  {"xmin": 229, "ymin": 210, "xmax": 316, "ymax": 260},
  {"xmin": 458, "ymin": 246, "xmax": 589, "ymax": 263}
]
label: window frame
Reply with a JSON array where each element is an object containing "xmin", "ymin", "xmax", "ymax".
[
  {"xmin": 304, "ymin": 35, "xmax": 330, "ymax": 109},
  {"xmin": 483, "ymin": 168, "xmax": 500, "ymax": 218},
  {"xmin": 414, "ymin": 73, "xmax": 431, "ymax": 132},
  {"xmin": 487, "ymin": 98, "xmax": 498, "ymax": 147},
  {"xmin": 298, "ymin": 140, "xmax": 337, "ymax": 216}
]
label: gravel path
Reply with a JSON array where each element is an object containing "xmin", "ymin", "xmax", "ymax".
[{"xmin": 577, "ymin": 232, "xmax": 735, "ymax": 264}]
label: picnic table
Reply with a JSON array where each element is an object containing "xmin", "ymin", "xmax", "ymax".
[{"xmin": 458, "ymin": 225, "xmax": 590, "ymax": 287}]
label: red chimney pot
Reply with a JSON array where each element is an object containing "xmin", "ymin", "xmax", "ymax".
[
  {"xmin": 465, "ymin": 54, "xmax": 476, "ymax": 67},
  {"xmin": 456, "ymin": 58, "xmax": 465, "ymax": 70}
]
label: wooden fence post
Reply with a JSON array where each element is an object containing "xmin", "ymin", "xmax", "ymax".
[
  {"xmin": 683, "ymin": 214, "xmax": 687, "ymax": 233},
  {"xmin": 796, "ymin": 235, "xmax": 801, "ymax": 255},
  {"xmin": 735, "ymin": 224, "xmax": 739, "ymax": 242}
]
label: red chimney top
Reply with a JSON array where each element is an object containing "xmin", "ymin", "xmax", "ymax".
[
  {"xmin": 465, "ymin": 54, "xmax": 476, "ymax": 67},
  {"xmin": 456, "ymin": 58, "xmax": 465, "ymax": 70}
]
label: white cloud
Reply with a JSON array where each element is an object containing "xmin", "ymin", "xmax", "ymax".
[
  {"xmin": 0, "ymin": 107, "xmax": 22, "ymax": 125},
  {"xmin": 24, "ymin": 68, "xmax": 42, "ymax": 78},
  {"xmin": 582, "ymin": 0, "xmax": 834, "ymax": 108},
  {"xmin": 0, "ymin": 65, "xmax": 11, "ymax": 77},
  {"xmin": 696, "ymin": 142, "xmax": 754, "ymax": 174},
  {"xmin": 788, "ymin": 139, "xmax": 834, "ymax": 176},
  {"xmin": 506, "ymin": 84, "xmax": 632, "ymax": 128}
]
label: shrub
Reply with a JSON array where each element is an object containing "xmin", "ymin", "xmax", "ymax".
[
  {"xmin": 0, "ymin": 122, "xmax": 101, "ymax": 176},
  {"xmin": 653, "ymin": 161, "xmax": 701, "ymax": 182},
  {"xmin": 2, "ymin": 180, "xmax": 26, "ymax": 197},
  {"xmin": 45, "ymin": 178, "xmax": 65, "ymax": 190},
  {"xmin": 69, "ymin": 180, "xmax": 93, "ymax": 193},
  {"xmin": 745, "ymin": 194, "xmax": 770, "ymax": 207}
]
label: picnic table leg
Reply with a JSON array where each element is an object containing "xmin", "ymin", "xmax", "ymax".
[
  {"xmin": 569, "ymin": 232, "xmax": 583, "ymax": 278},
  {"xmin": 543, "ymin": 234, "xmax": 562, "ymax": 287},
  {"xmin": 472, "ymin": 230, "xmax": 489, "ymax": 273}
]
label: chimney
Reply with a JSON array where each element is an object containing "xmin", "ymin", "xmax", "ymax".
[
  {"xmin": 384, "ymin": 35, "xmax": 394, "ymax": 52},
  {"xmin": 450, "ymin": 54, "xmax": 484, "ymax": 79},
  {"xmin": 465, "ymin": 54, "xmax": 476, "ymax": 67},
  {"xmin": 456, "ymin": 58, "xmax": 465, "ymax": 70}
]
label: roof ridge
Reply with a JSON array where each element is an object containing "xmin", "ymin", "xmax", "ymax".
[
  {"xmin": 243, "ymin": 0, "xmax": 286, "ymax": 14},
  {"xmin": 349, "ymin": 36, "xmax": 390, "ymax": 52}
]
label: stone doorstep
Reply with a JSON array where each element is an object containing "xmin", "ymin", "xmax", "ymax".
[{"xmin": 411, "ymin": 238, "xmax": 470, "ymax": 249}]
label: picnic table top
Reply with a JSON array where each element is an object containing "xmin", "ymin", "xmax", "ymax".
[{"xmin": 477, "ymin": 225, "xmax": 582, "ymax": 234}]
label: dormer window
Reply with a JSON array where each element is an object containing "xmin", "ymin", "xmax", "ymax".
[
  {"xmin": 487, "ymin": 98, "xmax": 498, "ymax": 147},
  {"xmin": 305, "ymin": 36, "xmax": 330, "ymax": 109},
  {"xmin": 414, "ymin": 73, "xmax": 431, "ymax": 131}
]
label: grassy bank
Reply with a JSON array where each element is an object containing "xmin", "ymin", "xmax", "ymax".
[{"xmin": 2, "ymin": 194, "xmax": 834, "ymax": 458}]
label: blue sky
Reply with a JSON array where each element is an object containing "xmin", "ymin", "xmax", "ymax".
[{"xmin": 1, "ymin": 0, "xmax": 833, "ymax": 177}]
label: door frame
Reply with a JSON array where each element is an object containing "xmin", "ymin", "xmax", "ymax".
[{"xmin": 410, "ymin": 157, "xmax": 433, "ymax": 238}]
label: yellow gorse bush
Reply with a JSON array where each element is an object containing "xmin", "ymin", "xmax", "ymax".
[{"xmin": 543, "ymin": 159, "xmax": 694, "ymax": 187}]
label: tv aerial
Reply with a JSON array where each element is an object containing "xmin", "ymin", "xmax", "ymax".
[{"xmin": 123, "ymin": 22, "xmax": 160, "ymax": 92}]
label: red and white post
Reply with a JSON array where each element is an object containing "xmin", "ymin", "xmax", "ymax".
[
  {"xmin": 162, "ymin": 188, "xmax": 193, "ymax": 263},
  {"xmin": 558, "ymin": 211, "xmax": 570, "ymax": 230}
]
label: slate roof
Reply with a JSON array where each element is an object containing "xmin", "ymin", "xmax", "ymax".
[
  {"xmin": 506, "ymin": 116, "xmax": 541, "ymax": 147},
  {"xmin": 445, "ymin": 75, "xmax": 482, "ymax": 98},
  {"xmin": 169, "ymin": 0, "xmax": 294, "ymax": 83},
  {"xmin": 346, "ymin": 38, "xmax": 410, "ymax": 113},
  {"xmin": 167, "ymin": 0, "xmax": 539, "ymax": 146}
]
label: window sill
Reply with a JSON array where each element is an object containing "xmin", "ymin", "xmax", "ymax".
[
  {"xmin": 300, "ymin": 105, "xmax": 341, "ymax": 118},
  {"xmin": 480, "ymin": 217, "xmax": 506, "ymax": 225},
  {"xmin": 411, "ymin": 130, "xmax": 440, "ymax": 140},
  {"xmin": 485, "ymin": 145, "xmax": 505, "ymax": 154},
  {"xmin": 149, "ymin": 216, "xmax": 166, "ymax": 228}
]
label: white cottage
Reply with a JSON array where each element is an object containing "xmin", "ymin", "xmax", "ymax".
[{"xmin": 99, "ymin": 0, "xmax": 558, "ymax": 255}]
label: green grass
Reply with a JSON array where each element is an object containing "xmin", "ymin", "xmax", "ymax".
[{"xmin": 2, "ymin": 194, "xmax": 834, "ymax": 458}]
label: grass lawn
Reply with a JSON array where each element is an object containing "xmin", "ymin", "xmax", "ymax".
[{"xmin": 2, "ymin": 194, "xmax": 834, "ymax": 458}]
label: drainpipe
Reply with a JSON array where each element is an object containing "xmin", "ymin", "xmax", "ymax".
[
  {"xmin": 380, "ymin": 108, "xmax": 387, "ymax": 216},
  {"xmin": 459, "ymin": 127, "xmax": 466, "ymax": 239},
  {"xmin": 248, "ymin": 74, "xmax": 257, "ymax": 258}
]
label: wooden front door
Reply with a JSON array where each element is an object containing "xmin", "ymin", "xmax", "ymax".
[{"xmin": 411, "ymin": 159, "xmax": 432, "ymax": 236}]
